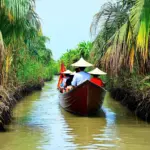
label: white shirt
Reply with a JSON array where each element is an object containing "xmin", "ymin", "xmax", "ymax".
[{"xmin": 71, "ymin": 71, "xmax": 91, "ymax": 86}]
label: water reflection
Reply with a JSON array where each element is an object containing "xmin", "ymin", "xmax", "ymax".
[
  {"xmin": 61, "ymin": 109, "xmax": 107, "ymax": 149},
  {"xmin": 0, "ymin": 122, "xmax": 43, "ymax": 150},
  {"xmin": 103, "ymin": 93, "xmax": 150, "ymax": 150},
  {"xmin": 0, "ymin": 77, "xmax": 150, "ymax": 150}
]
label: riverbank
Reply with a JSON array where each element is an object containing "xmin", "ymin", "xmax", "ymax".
[
  {"xmin": 2, "ymin": 77, "xmax": 150, "ymax": 150},
  {"xmin": 110, "ymin": 87, "xmax": 150, "ymax": 122},
  {"xmin": 0, "ymin": 78, "xmax": 51, "ymax": 131}
]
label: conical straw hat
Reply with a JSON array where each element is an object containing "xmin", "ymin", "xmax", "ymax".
[
  {"xmin": 62, "ymin": 70, "xmax": 72, "ymax": 74},
  {"xmin": 70, "ymin": 71, "xmax": 76, "ymax": 75},
  {"xmin": 71, "ymin": 58, "xmax": 93, "ymax": 67},
  {"xmin": 88, "ymin": 68, "xmax": 107, "ymax": 75}
]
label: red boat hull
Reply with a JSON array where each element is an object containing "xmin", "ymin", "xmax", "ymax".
[{"xmin": 59, "ymin": 80, "xmax": 106, "ymax": 116}]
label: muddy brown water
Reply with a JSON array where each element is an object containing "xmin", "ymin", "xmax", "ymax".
[{"xmin": 0, "ymin": 76, "xmax": 150, "ymax": 150}]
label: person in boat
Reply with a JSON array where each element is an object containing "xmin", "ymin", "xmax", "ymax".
[
  {"xmin": 59, "ymin": 70, "xmax": 72, "ymax": 92},
  {"xmin": 71, "ymin": 58, "xmax": 93, "ymax": 87},
  {"xmin": 57, "ymin": 62, "xmax": 66, "ymax": 89},
  {"xmin": 65, "ymin": 70, "xmax": 80, "ymax": 92},
  {"xmin": 89, "ymin": 68, "xmax": 107, "ymax": 87},
  {"xmin": 65, "ymin": 68, "xmax": 80, "ymax": 92}
]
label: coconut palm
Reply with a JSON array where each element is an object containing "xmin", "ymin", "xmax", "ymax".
[
  {"xmin": 0, "ymin": 0, "xmax": 40, "ymax": 86},
  {"xmin": 0, "ymin": 0, "xmax": 40, "ymax": 43},
  {"xmin": 90, "ymin": 1, "xmax": 129, "ymax": 68},
  {"xmin": 122, "ymin": 0, "xmax": 136, "ymax": 8},
  {"xmin": 78, "ymin": 42, "xmax": 92, "ymax": 60},
  {"xmin": 91, "ymin": 1, "xmax": 129, "ymax": 39},
  {"xmin": 91, "ymin": 0, "xmax": 150, "ymax": 74},
  {"xmin": 59, "ymin": 42, "xmax": 93, "ymax": 69},
  {"xmin": 106, "ymin": 0, "xmax": 150, "ymax": 73},
  {"xmin": 0, "ymin": 0, "xmax": 55, "ymax": 88}
]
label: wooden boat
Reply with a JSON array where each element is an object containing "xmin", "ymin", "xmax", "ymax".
[{"xmin": 59, "ymin": 80, "xmax": 106, "ymax": 116}]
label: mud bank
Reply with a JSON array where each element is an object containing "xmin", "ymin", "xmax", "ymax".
[
  {"xmin": 110, "ymin": 88, "xmax": 150, "ymax": 121},
  {"xmin": 0, "ymin": 81, "xmax": 45, "ymax": 131}
]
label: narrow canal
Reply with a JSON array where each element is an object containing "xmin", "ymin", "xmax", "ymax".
[{"xmin": 0, "ymin": 76, "xmax": 150, "ymax": 150}]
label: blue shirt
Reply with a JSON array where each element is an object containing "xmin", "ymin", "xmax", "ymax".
[
  {"xmin": 60, "ymin": 77, "xmax": 69, "ymax": 88},
  {"xmin": 71, "ymin": 71, "xmax": 91, "ymax": 86}
]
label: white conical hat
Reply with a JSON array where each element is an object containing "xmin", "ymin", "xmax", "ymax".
[
  {"xmin": 70, "ymin": 71, "xmax": 76, "ymax": 75},
  {"xmin": 62, "ymin": 70, "xmax": 72, "ymax": 74},
  {"xmin": 71, "ymin": 58, "xmax": 93, "ymax": 67},
  {"xmin": 89, "ymin": 68, "xmax": 107, "ymax": 75}
]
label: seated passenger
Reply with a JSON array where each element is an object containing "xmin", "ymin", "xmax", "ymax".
[
  {"xmin": 89, "ymin": 68, "xmax": 107, "ymax": 87},
  {"xmin": 71, "ymin": 67, "xmax": 91, "ymax": 86},
  {"xmin": 65, "ymin": 76, "xmax": 73, "ymax": 92},
  {"xmin": 71, "ymin": 58, "xmax": 93, "ymax": 87},
  {"xmin": 65, "ymin": 68, "xmax": 79, "ymax": 92},
  {"xmin": 60, "ymin": 70, "xmax": 72, "ymax": 93}
]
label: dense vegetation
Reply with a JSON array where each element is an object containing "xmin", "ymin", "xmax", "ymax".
[
  {"xmin": 59, "ymin": 41, "xmax": 92, "ymax": 69},
  {"xmin": 90, "ymin": 0, "xmax": 150, "ymax": 121},
  {"xmin": 90, "ymin": 0, "xmax": 150, "ymax": 92},
  {"xmin": 0, "ymin": 0, "xmax": 56, "ymax": 90},
  {"xmin": 0, "ymin": 0, "xmax": 57, "ymax": 129}
]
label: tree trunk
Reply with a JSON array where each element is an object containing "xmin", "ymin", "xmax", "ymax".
[{"xmin": 0, "ymin": 32, "xmax": 5, "ymax": 85}]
